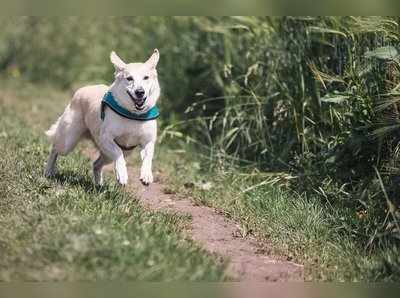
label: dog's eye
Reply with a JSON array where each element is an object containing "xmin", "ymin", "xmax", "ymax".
[
  {"xmin": 126, "ymin": 76, "xmax": 133, "ymax": 81},
  {"xmin": 143, "ymin": 76, "xmax": 149, "ymax": 80}
]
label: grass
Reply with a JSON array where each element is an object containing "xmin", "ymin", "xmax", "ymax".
[
  {"xmin": 2, "ymin": 77, "xmax": 399, "ymax": 282},
  {"xmin": 0, "ymin": 80, "xmax": 226, "ymax": 281},
  {"xmin": 1, "ymin": 16, "xmax": 400, "ymax": 282},
  {"xmin": 159, "ymin": 146, "xmax": 400, "ymax": 281}
]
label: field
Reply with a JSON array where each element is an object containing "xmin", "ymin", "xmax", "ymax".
[
  {"xmin": 0, "ymin": 81, "xmax": 226, "ymax": 281},
  {"xmin": 0, "ymin": 16, "xmax": 400, "ymax": 281}
]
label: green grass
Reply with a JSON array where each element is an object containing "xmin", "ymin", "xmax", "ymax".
[
  {"xmin": 1, "ymin": 16, "xmax": 400, "ymax": 282},
  {"xmin": 159, "ymin": 147, "xmax": 400, "ymax": 281},
  {"xmin": 2, "ymin": 78, "xmax": 399, "ymax": 282},
  {"xmin": 0, "ymin": 82, "xmax": 226, "ymax": 281}
]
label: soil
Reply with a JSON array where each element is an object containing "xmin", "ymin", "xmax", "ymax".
[{"xmin": 85, "ymin": 148, "xmax": 304, "ymax": 281}]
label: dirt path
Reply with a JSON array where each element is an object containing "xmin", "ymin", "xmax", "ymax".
[{"xmin": 85, "ymin": 147, "xmax": 303, "ymax": 281}]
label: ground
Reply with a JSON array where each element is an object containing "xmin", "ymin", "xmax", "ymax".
[
  {"xmin": 1, "ymin": 78, "xmax": 399, "ymax": 281},
  {"xmin": 0, "ymin": 80, "xmax": 225, "ymax": 281},
  {"xmin": 0, "ymin": 79, "xmax": 302, "ymax": 281}
]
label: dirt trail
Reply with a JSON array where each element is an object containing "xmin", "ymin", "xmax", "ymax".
[{"xmin": 85, "ymin": 148, "xmax": 303, "ymax": 281}]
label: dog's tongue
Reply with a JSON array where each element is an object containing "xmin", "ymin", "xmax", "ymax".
[
  {"xmin": 135, "ymin": 99, "xmax": 146, "ymax": 110},
  {"xmin": 127, "ymin": 91, "xmax": 146, "ymax": 107},
  {"xmin": 135, "ymin": 97, "xmax": 147, "ymax": 108}
]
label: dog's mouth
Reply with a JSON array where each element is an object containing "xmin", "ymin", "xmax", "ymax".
[{"xmin": 127, "ymin": 91, "xmax": 146, "ymax": 111}]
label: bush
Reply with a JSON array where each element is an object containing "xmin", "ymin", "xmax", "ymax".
[{"xmin": 1, "ymin": 16, "xmax": 399, "ymax": 247}]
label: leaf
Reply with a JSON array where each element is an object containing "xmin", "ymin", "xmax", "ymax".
[
  {"xmin": 321, "ymin": 94, "xmax": 350, "ymax": 104},
  {"xmin": 365, "ymin": 46, "xmax": 399, "ymax": 60},
  {"xmin": 226, "ymin": 25, "xmax": 251, "ymax": 31},
  {"xmin": 308, "ymin": 26, "xmax": 347, "ymax": 38},
  {"xmin": 224, "ymin": 127, "xmax": 240, "ymax": 139},
  {"xmin": 326, "ymin": 156, "xmax": 336, "ymax": 164},
  {"xmin": 199, "ymin": 181, "xmax": 213, "ymax": 191}
]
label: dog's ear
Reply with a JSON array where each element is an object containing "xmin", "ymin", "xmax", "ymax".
[
  {"xmin": 145, "ymin": 49, "xmax": 159, "ymax": 69},
  {"xmin": 110, "ymin": 51, "xmax": 126, "ymax": 71}
]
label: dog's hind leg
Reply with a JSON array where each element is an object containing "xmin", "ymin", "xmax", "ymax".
[
  {"xmin": 92, "ymin": 153, "xmax": 111, "ymax": 186},
  {"xmin": 44, "ymin": 145, "xmax": 58, "ymax": 178},
  {"xmin": 47, "ymin": 103, "xmax": 87, "ymax": 156},
  {"xmin": 44, "ymin": 103, "xmax": 87, "ymax": 178}
]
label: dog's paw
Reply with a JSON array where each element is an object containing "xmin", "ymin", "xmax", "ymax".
[
  {"xmin": 115, "ymin": 162, "xmax": 128, "ymax": 186},
  {"xmin": 116, "ymin": 170, "xmax": 128, "ymax": 186},
  {"xmin": 140, "ymin": 169, "xmax": 153, "ymax": 186},
  {"xmin": 93, "ymin": 169, "xmax": 104, "ymax": 187},
  {"xmin": 44, "ymin": 168, "xmax": 56, "ymax": 178}
]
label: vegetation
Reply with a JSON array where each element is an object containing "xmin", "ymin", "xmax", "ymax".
[
  {"xmin": 0, "ymin": 82, "xmax": 226, "ymax": 281},
  {"xmin": 1, "ymin": 16, "xmax": 400, "ymax": 280},
  {"xmin": 161, "ymin": 149, "xmax": 400, "ymax": 281}
]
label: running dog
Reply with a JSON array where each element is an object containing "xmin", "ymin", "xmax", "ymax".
[{"xmin": 44, "ymin": 49, "xmax": 160, "ymax": 186}]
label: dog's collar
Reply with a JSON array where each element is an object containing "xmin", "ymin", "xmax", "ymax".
[{"xmin": 101, "ymin": 91, "xmax": 159, "ymax": 121}]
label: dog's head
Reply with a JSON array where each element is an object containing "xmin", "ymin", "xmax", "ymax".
[{"xmin": 109, "ymin": 49, "xmax": 160, "ymax": 113}]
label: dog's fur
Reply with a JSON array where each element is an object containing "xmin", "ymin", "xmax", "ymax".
[{"xmin": 44, "ymin": 49, "xmax": 161, "ymax": 186}]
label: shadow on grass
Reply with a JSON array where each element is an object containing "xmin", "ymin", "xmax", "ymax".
[
  {"xmin": 53, "ymin": 169, "xmax": 100, "ymax": 193},
  {"xmin": 50, "ymin": 167, "xmax": 137, "ymax": 204}
]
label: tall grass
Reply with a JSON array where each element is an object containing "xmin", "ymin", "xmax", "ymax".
[{"xmin": 0, "ymin": 16, "xmax": 399, "ymax": 248}]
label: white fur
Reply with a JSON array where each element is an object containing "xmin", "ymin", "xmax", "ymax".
[{"xmin": 44, "ymin": 49, "xmax": 161, "ymax": 186}]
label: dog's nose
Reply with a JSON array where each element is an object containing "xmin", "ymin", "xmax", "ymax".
[{"xmin": 135, "ymin": 88, "xmax": 145, "ymax": 98}]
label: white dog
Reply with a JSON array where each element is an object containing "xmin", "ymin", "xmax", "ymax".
[{"xmin": 44, "ymin": 49, "xmax": 160, "ymax": 186}]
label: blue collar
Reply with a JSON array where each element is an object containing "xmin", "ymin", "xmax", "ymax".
[{"xmin": 101, "ymin": 91, "xmax": 159, "ymax": 121}]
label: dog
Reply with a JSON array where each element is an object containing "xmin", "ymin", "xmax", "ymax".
[{"xmin": 44, "ymin": 49, "xmax": 160, "ymax": 186}]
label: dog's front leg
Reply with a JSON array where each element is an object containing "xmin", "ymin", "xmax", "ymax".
[
  {"xmin": 99, "ymin": 133, "xmax": 128, "ymax": 186},
  {"xmin": 139, "ymin": 141, "xmax": 155, "ymax": 185}
]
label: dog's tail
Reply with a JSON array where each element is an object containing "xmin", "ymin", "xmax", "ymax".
[
  {"xmin": 45, "ymin": 118, "xmax": 61, "ymax": 143},
  {"xmin": 44, "ymin": 100, "xmax": 87, "ymax": 155}
]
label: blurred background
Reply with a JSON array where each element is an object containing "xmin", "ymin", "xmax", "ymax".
[{"xmin": 0, "ymin": 16, "xmax": 399, "ymax": 274}]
